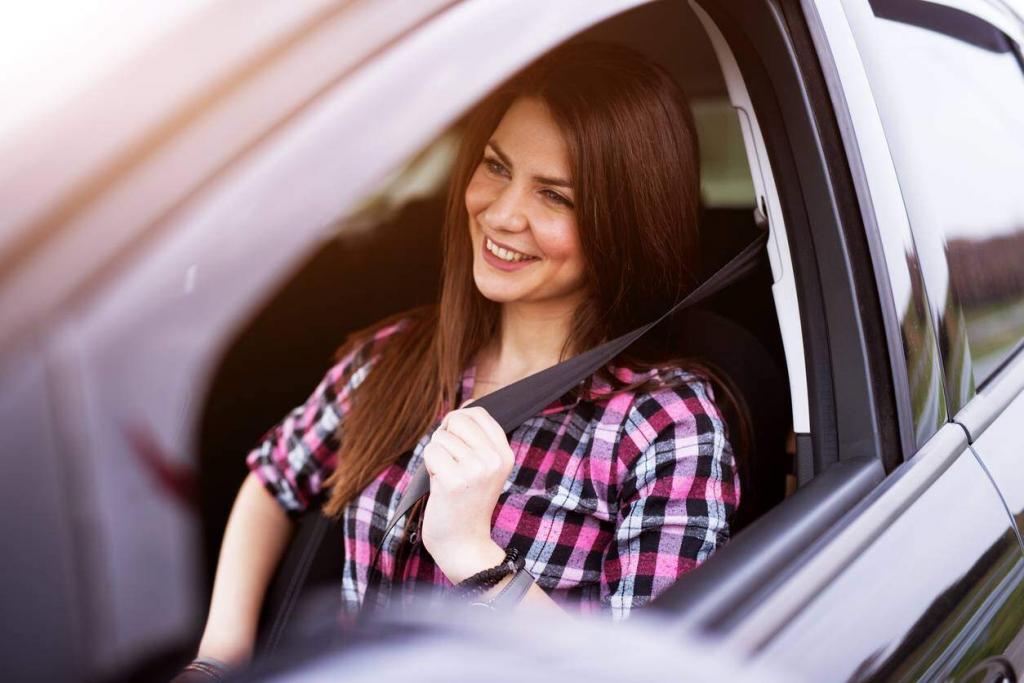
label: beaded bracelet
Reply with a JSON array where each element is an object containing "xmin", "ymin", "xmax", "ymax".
[{"xmin": 452, "ymin": 547, "xmax": 522, "ymax": 600}]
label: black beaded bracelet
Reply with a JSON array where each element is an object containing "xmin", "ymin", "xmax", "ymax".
[
  {"xmin": 453, "ymin": 547, "xmax": 522, "ymax": 600},
  {"xmin": 456, "ymin": 572, "xmax": 505, "ymax": 600}
]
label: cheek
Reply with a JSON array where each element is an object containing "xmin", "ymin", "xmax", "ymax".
[
  {"xmin": 464, "ymin": 171, "xmax": 493, "ymax": 217},
  {"xmin": 534, "ymin": 219, "xmax": 584, "ymax": 267}
]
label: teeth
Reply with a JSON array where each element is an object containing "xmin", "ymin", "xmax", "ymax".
[{"xmin": 486, "ymin": 237, "xmax": 533, "ymax": 263}]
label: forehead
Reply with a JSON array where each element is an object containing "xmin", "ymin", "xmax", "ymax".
[{"xmin": 490, "ymin": 97, "xmax": 570, "ymax": 174}]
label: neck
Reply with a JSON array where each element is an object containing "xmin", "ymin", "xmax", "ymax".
[{"xmin": 478, "ymin": 296, "xmax": 582, "ymax": 387}]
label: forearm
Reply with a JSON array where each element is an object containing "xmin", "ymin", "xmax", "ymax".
[{"xmin": 197, "ymin": 472, "xmax": 295, "ymax": 664}]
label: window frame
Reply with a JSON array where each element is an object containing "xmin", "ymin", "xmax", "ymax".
[
  {"xmin": 702, "ymin": 0, "xmax": 897, "ymax": 470},
  {"xmin": 176, "ymin": 0, "xmax": 896, "ymax": 646},
  {"xmin": 801, "ymin": 0, "xmax": 950, "ymax": 454},
  {"xmin": 651, "ymin": 0, "xmax": 902, "ymax": 628}
]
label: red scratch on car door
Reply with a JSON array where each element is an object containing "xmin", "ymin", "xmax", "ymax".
[{"xmin": 122, "ymin": 424, "xmax": 199, "ymax": 511}]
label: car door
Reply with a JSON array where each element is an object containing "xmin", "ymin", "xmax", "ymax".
[
  {"xmin": 959, "ymin": 364, "xmax": 1024, "ymax": 681},
  {"xmin": 0, "ymin": 3, "xmax": 465, "ymax": 680},
  {"xmin": 643, "ymin": 1, "xmax": 1024, "ymax": 681},
  {"xmin": 744, "ymin": 1, "xmax": 1024, "ymax": 680},
  {"xmin": 925, "ymin": 4, "xmax": 1024, "ymax": 655},
  {"xmin": 0, "ymin": 1, "xmax": 665, "ymax": 680}
]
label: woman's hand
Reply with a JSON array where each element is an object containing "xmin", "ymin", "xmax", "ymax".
[{"xmin": 420, "ymin": 406, "xmax": 514, "ymax": 583}]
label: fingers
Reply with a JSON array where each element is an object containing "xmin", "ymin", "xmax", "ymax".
[
  {"xmin": 445, "ymin": 406, "xmax": 508, "ymax": 450},
  {"xmin": 456, "ymin": 407, "xmax": 514, "ymax": 465},
  {"xmin": 445, "ymin": 409, "xmax": 513, "ymax": 472},
  {"xmin": 441, "ymin": 410, "xmax": 493, "ymax": 456},
  {"xmin": 422, "ymin": 440, "xmax": 462, "ymax": 487},
  {"xmin": 430, "ymin": 429, "xmax": 475, "ymax": 466},
  {"xmin": 429, "ymin": 406, "xmax": 514, "ymax": 481}
]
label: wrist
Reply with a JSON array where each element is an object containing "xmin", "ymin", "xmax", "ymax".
[
  {"xmin": 197, "ymin": 629, "xmax": 253, "ymax": 667},
  {"xmin": 432, "ymin": 538, "xmax": 505, "ymax": 584}
]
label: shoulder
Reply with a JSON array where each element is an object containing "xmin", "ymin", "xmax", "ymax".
[
  {"xmin": 595, "ymin": 363, "xmax": 728, "ymax": 464},
  {"xmin": 326, "ymin": 308, "xmax": 428, "ymax": 393},
  {"xmin": 630, "ymin": 365, "xmax": 724, "ymax": 431}
]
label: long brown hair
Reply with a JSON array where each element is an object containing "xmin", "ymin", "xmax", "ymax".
[{"xmin": 323, "ymin": 43, "xmax": 749, "ymax": 518}]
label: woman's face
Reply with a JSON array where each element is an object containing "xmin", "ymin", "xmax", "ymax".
[{"xmin": 465, "ymin": 97, "xmax": 586, "ymax": 309}]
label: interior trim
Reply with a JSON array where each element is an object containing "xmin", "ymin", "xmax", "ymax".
[{"xmin": 689, "ymin": 1, "xmax": 811, "ymax": 436}]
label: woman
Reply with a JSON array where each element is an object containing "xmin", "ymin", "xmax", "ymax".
[{"xmin": 191, "ymin": 42, "xmax": 743, "ymax": 673}]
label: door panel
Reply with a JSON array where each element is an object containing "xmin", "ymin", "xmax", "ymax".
[
  {"xmin": 754, "ymin": 447, "xmax": 1024, "ymax": 681},
  {"xmin": 0, "ymin": 343, "xmax": 82, "ymax": 681},
  {"xmin": 967, "ymin": 368, "xmax": 1024, "ymax": 552},
  {"xmin": 28, "ymin": 1, "xmax": 658, "ymax": 676}
]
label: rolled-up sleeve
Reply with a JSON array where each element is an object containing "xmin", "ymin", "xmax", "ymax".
[
  {"xmin": 244, "ymin": 322, "xmax": 404, "ymax": 516},
  {"xmin": 599, "ymin": 377, "xmax": 740, "ymax": 620}
]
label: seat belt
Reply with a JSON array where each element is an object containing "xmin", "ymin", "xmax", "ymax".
[{"xmin": 379, "ymin": 230, "xmax": 769, "ymax": 543}]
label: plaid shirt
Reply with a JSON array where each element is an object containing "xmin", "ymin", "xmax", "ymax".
[{"xmin": 247, "ymin": 321, "xmax": 739, "ymax": 620}]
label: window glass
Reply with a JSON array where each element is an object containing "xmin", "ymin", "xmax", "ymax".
[
  {"xmin": 844, "ymin": 0, "xmax": 1024, "ymax": 394},
  {"xmin": 691, "ymin": 98, "xmax": 756, "ymax": 208}
]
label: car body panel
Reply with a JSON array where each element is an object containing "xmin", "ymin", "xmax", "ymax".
[
  {"xmin": 0, "ymin": 339, "xmax": 83, "ymax": 681},
  {"xmin": 753, "ymin": 441, "xmax": 1024, "ymax": 680},
  {"xmin": 959, "ymin": 355, "xmax": 1024, "ymax": 552}
]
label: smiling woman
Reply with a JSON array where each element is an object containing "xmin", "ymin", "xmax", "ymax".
[{"xmin": 190, "ymin": 41, "xmax": 746, "ymax": 674}]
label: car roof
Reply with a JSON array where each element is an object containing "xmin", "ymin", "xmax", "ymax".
[{"xmin": 0, "ymin": 0, "xmax": 453, "ymax": 353}]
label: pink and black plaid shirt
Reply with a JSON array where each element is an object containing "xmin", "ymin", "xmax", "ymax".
[{"xmin": 247, "ymin": 320, "xmax": 740, "ymax": 620}]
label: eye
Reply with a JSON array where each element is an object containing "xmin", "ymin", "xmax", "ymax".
[
  {"xmin": 541, "ymin": 188, "xmax": 574, "ymax": 208},
  {"xmin": 482, "ymin": 156, "xmax": 509, "ymax": 178}
]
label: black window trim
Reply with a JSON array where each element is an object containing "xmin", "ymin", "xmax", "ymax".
[
  {"xmin": 867, "ymin": 0, "xmax": 1021, "ymax": 54},
  {"xmin": 798, "ymin": 0, "xmax": 927, "ymax": 460}
]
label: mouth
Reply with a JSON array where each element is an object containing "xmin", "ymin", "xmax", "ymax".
[
  {"xmin": 484, "ymin": 236, "xmax": 538, "ymax": 263},
  {"xmin": 480, "ymin": 236, "xmax": 539, "ymax": 272}
]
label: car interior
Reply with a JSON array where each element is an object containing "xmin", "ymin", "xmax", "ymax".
[{"xmin": 196, "ymin": 0, "xmax": 799, "ymax": 604}]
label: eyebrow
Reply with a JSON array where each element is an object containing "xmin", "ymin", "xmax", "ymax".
[{"xmin": 487, "ymin": 140, "xmax": 573, "ymax": 189}]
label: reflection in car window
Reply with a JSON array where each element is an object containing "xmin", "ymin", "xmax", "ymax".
[
  {"xmin": 900, "ymin": 251, "xmax": 948, "ymax": 446},
  {"xmin": 844, "ymin": 0, "xmax": 1024, "ymax": 400}
]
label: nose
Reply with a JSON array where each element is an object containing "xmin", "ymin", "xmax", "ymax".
[{"xmin": 480, "ymin": 182, "xmax": 528, "ymax": 234}]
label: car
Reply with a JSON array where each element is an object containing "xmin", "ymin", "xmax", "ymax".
[{"xmin": 1, "ymin": 0, "xmax": 1022, "ymax": 681}]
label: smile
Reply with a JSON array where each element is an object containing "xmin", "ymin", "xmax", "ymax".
[{"xmin": 485, "ymin": 237, "xmax": 537, "ymax": 263}]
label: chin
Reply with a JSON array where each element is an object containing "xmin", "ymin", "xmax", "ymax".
[
  {"xmin": 471, "ymin": 265, "xmax": 525, "ymax": 303},
  {"xmin": 473, "ymin": 279, "xmax": 523, "ymax": 303}
]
